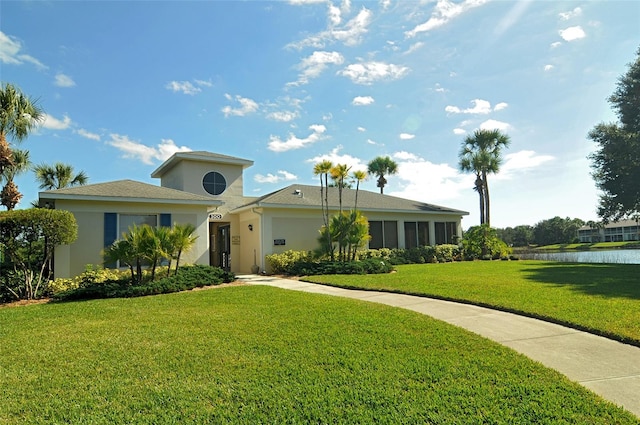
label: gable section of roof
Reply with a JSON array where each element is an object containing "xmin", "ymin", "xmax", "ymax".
[
  {"xmin": 234, "ymin": 184, "xmax": 468, "ymax": 215},
  {"xmin": 151, "ymin": 151, "xmax": 254, "ymax": 178},
  {"xmin": 39, "ymin": 180, "xmax": 221, "ymax": 206}
]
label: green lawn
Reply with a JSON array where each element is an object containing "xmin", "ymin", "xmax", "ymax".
[
  {"xmin": 305, "ymin": 260, "xmax": 640, "ymax": 345},
  {"xmin": 1, "ymin": 286, "xmax": 637, "ymax": 424}
]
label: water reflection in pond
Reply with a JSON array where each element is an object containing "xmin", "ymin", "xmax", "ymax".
[{"xmin": 519, "ymin": 249, "xmax": 640, "ymax": 264}]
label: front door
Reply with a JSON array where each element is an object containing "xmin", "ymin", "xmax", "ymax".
[
  {"xmin": 218, "ymin": 224, "xmax": 231, "ymax": 271},
  {"xmin": 209, "ymin": 222, "xmax": 231, "ymax": 271}
]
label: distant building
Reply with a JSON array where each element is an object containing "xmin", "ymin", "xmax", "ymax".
[
  {"xmin": 577, "ymin": 219, "xmax": 640, "ymax": 243},
  {"xmin": 40, "ymin": 151, "xmax": 469, "ymax": 278}
]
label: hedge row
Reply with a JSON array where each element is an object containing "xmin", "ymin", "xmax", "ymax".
[{"xmin": 53, "ymin": 265, "xmax": 235, "ymax": 302}]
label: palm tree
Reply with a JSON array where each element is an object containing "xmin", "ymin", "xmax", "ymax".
[
  {"xmin": 330, "ymin": 163, "xmax": 350, "ymax": 214},
  {"xmin": 313, "ymin": 160, "xmax": 333, "ymax": 229},
  {"xmin": 34, "ymin": 162, "xmax": 88, "ymax": 190},
  {"xmin": 0, "ymin": 149, "xmax": 30, "ymax": 210},
  {"xmin": 0, "ymin": 83, "xmax": 44, "ymax": 210},
  {"xmin": 367, "ymin": 156, "xmax": 398, "ymax": 194},
  {"xmin": 171, "ymin": 223, "xmax": 198, "ymax": 275},
  {"xmin": 458, "ymin": 129, "xmax": 510, "ymax": 227},
  {"xmin": 352, "ymin": 170, "xmax": 367, "ymax": 211}
]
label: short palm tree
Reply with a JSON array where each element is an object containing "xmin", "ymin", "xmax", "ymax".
[
  {"xmin": 0, "ymin": 83, "xmax": 44, "ymax": 209},
  {"xmin": 34, "ymin": 162, "xmax": 88, "ymax": 190},
  {"xmin": 170, "ymin": 223, "xmax": 198, "ymax": 275},
  {"xmin": 458, "ymin": 129, "xmax": 510, "ymax": 227},
  {"xmin": 0, "ymin": 149, "xmax": 30, "ymax": 210},
  {"xmin": 367, "ymin": 156, "xmax": 398, "ymax": 194}
]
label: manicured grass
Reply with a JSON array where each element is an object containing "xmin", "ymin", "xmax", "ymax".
[
  {"xmin": 305, "ymin": 260, "xmax": 640, "ymax": 345},
  {"xmin": 1, "ymin": 286, "xmax": 636, "ymax": 423}
]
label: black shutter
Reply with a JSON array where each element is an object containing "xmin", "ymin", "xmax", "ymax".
[
  {"xmin": 104, "ymin": 213, "xmax": 117, "ymax": 268},
  {"xmin": 160, "ymin": 213, "xmax": 171, "ymax": 228}
]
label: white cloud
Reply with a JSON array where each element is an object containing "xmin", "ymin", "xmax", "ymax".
[
  {"xmin": 544, "ymin": 64, "xmax": 554, "ymax": 71},
  {"xmin": 352, "ymin": 95, "xmax": 375, "ymax": 106},
  {"xmin": 306, "ymin": 145, "xmax": 367, "ymax": 171},
  {"xmin": 222, "ymin": 94, "xmax": 259, "ymax": 117},
  {"xmin": 54, "ymin": 73, "xmax": 75, "ymax": 88},
  {"xmin": 404, "ymin": 42, "xmax": 425, "ymax": 55},
  {"xmin": 405, "ymin": 0, "xmax": 489, "ymax": 37},
  {"xmin": 194, "ymin": 79, "xmax": 213, "ymax": 87},
  {"xmin": 266, "ymin": 111, "xmax": 299, "ymax": 122},
  {"xmin": 399, "ymin": 133, "xmax": 415, "ymax": 140},
  {"xmin": 434, "ymin": 83, "xmax": 447, "ymax": 93},
  {"xmin": 499, "ymin": 150, "xmax": 555, "ymax": 179},
  {"xmin": 339, "ymin": 61, "xmax": 409, "ymax": 85},
  {"xmin": 286, "ymin": 6, "xmax": 372, "ymax": 49},
  {"xmin": 292, "ymin": 51, "xmax": 344, "ymax": 85},
  {"xmin": 0, "ymin": 31, "xmax": 47, "ymax": 69},
  {"xmin": 268, "ymin": 124, "xmax": 327, "ymax": 152},
  {"xmin": 479, "ymin": 119, "xmax": 510, "ymax": 132},
  {"xmin": 75, "ymin": 129, "xmax": 100, "ymax": 141},
  {"xmin": 107, "ymin": 135, "xmax": 191, "ymax": 165},
  {"xmin": 559, "ymin": 7, "xmax": 582, "ymax": 21},
  {"xmin": 42, "ymin": 114, "xmax": 72, "ymax": 130},
  {"xmin": 559, "ymin": 26, "xmax": 586, "ymax": 42},
  {"xmin": 166, "ymin": 81, "xmax": 201, "ymax": 95},
  {"xmin": 357, "ymin": 126, "xmax": 366, "ymax": 132},
  {"xmin": 254, "ymin": 170, "xmax": 298, "ymax": 184},
  {"xmin": 445, "ymin": 99, "xmax": 492, "ymax": 114},
  {"xmin": 493, "ymin": 102, "xmax": 508, "ymax": 111},
  {"xmin": 453, "ymin": 128, "xmax": 466, "ymax": 135},
  {"xmin": 550, "ymin": 41, "xmax": 562, "ymax": 49}
]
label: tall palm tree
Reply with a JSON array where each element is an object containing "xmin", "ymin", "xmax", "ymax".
[
  {"xmin": 367, "ymin": 156, "xmax": 398, "ymax": 194},
  {"xmin": 33, "ymin": 162, "xmax": 88, "ymax": 190},
  {"xmin": 0, "ymin": 83, "xmax": 44, "ymax": 210},
  {"xmin": 352, "ymin": 170, "xmax": 367, "ymax": 211},
  {"xmin": 458, "ymin": 129, "xmax": 510, "ymax": 227},
  {"xmin": 313, "ymin": 160, "xmax": 333, "ymax": 229},
  {"xmin": 330, "ymin": 163, "xmax": 350, "ymax": 214}
]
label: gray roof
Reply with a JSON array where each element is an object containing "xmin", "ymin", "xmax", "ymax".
[
  {"xmin": 39, "ymin": 179, "xmax": 221, "ymax": 206},
  {"xmin": 234, "ymin": 184, "xmax": 468, "ymax": 216},
  {"xmin": 151, "ymin": 151, "xmax": 254, "ymax": 178}
]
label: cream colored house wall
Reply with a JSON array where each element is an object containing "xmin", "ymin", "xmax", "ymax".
[
  {"xmin": 159, "ymin": 160, "xmax": 246, "ymax": 211},
  {"xmin": 257, "ymin": 207, "xmax": 464, "ymax": 273},
  {"xmin": 53, "ymin": 199, "xmax": 211, "ymax": 279}
]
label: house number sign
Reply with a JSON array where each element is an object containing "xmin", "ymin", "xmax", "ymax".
[
  {"xmin": 209, "ymin": 213, "xmax": 223, "ymax": 220},
  {"xmin": 274, "ymin": 239, "xmax": 286, "ymax": 246}
]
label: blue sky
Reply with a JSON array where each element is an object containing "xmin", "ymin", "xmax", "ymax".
[{"xmin": 2, "ymin": 0, "xmax": 639, "ymax": 228}]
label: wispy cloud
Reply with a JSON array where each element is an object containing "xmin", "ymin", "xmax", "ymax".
[
  {"xmin": 266, "ymin": 110, "xmax": 299, "ymax": 122},
  {"xmin": 559, "ymin": 7, "xmax": 582, "ymax": 21},
  {"xmin": 75, "ymin": 129, "xmax": 101, "ymax": 141},
  {"xmin": 339, "ymin": 61, "xmax": 409, "ymax": 85},
  {"xmin": 405, "ymin": 0, "xmax": 489, "ymax": 38},
  {"xmin": 291, "ymin": 51, "xmax": 344, "ymax": 85},
  {"xmin": 493, "ymin": 102, "xmax": 508, "ymax": 111},
  {"xmin": 222, "ymin": 94, "xmax": 259, "ymax": 117},
  {"xmin": 399, "ymin": 133, "xmax": 415, "ymax": 140},
  {"xmin": 166, "ymin": 81, "xmax": 201, "ymax": 95},
  {"xmin": 306, "ymin": 145, "xmax": 367, "ymax": 171},
  {"xmin": 499, "ymin": 150, "xmax": 555, "ymax": 178},
  {"xmin": 42, "ymin": 114, "xmax": 72, "ymax": 130},
  {"xmin": 445, "ymin": 99, "xmax": 493, "ymax": 114},
  {"xmin": 352, "ymin": 95, "xmax": 375, "ymax": 106},
  {"xmin": 268, "ymin": 124, "xmax": 327, "ymax": 152},
  {"xmin": 479, "ymin": 119, "xmax": 510, "ymax": 132},
  {"xmin": 287, "ymin": 6, "xmax": 372, "ymax": 49},
  {"xmin": 0, "ymin": 31, "xmax": 47, "ymax": 69},
  {"xmin": 54, "ymin": 73, "xmax": 76, "ymax": 88},
  {"xmin": 559, "ymin": 26, "xmax": 586, "ymax": 42},
  {"xmin": 254, "ymin": 170, "xmax": 298, "ymax": 184},
  {"xmin": 107, "ymin": 135, "xmax": 191, "ymax": 165}
]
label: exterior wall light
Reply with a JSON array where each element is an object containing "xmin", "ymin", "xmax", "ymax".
[{"xmin": 248, "ymin": 224, "xmax": 253, "ymax": 231}]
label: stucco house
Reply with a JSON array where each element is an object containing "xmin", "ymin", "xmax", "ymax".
[{"xmin": 39, "ymin": 151, "xmax": 469, "ymax": 278}]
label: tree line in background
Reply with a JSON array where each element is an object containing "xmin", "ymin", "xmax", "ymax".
[{"xmin": 493, "ymin": 216, "xmax": 585, "ymax": 247}]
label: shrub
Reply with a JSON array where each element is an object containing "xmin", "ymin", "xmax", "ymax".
[
  {"xmin": 265, "ymin": 250, "xmax": 314, "ymax": 275},
  {"xmin": 53, "ymin": 265, "xmax": 234, "ymax": 302}
]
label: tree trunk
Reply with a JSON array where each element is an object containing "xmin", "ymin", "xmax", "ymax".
[
  {"xmin": 483, "ymin": 171, "xmax": 490, "ymax": 227},
  {"xmin": 475, "ymin": 175, "xmax": 485, "ymax": 225}
]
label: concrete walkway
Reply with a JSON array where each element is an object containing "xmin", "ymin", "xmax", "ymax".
[{"xmin": 237, "ymin": 274, "xmax": 640, "ymax": 418}]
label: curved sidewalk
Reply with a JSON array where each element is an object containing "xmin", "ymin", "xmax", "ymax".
[{"xmin": 237, "ymin": 274, "xmax": 640, "ymax": 418}]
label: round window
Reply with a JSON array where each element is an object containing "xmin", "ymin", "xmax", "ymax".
[{"xmin": 202, "ymin": 171, "xmax": 227, "ymax": 195}]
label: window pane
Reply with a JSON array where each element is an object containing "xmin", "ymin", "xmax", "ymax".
[
  {"xmin": 418, "ymin": 221, "xmax": 429, "ymax": 246},
  {"xmin": 119, "ymin": 214, "xmax": 157, "ymax": 238},
  {"xmin": 369, "ymin": 221, "xmax": 383, "ymax": 249},
  {"xmin": 384, "ymin": 221, "xmax": 398, "ymax": 249},
  {"xmin": 446, "ymin": 222, "xmax": 457, "ymax": 243},
  {"xmin": 405, "ymin": 222, "xmax": 417, "ymax": 249},
  {"xmin": 435, "ymin": 222, "xmax": 446, "ymax": 245}
]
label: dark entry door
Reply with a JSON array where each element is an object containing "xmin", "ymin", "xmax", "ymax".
[{"xmin": 218, "ymin": 224, "xmax": 231, "ymax": 271}]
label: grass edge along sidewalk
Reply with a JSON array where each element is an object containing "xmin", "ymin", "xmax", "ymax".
[
  {"xmin": 1, "ymin": 286, "xmax": 637, "ymax": 423},
  {"xmin": 303, "ymin": 260, "xmax": 640, "ymax": 346}
]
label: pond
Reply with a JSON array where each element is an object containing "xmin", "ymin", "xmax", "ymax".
[{"xmin": 519, "ymin": 249, "xmax": 640, "ymax": 264}]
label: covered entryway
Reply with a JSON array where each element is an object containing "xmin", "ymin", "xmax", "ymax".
[{"xmin": 209, "ymin": 222, "xmax": 231, "ymax": 271}]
